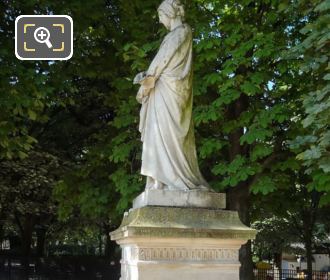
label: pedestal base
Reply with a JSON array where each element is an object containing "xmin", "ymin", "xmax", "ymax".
[
  {"xmin": 110, "ymin": 205, "xmax": 256, "ymax": 280},
  {"xmin": 133, "ymin": 190, "xmax": 226, "ymax": 209},
  {"xmin": 120, "ymin": 239, "xmax": 241, "ymax": 280}
]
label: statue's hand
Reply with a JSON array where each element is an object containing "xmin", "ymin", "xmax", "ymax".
[
  {"xmin": 133, "ymin": 71, "xmax": 156, "ymax": 88},
  {"xmin": 136, "ymin": 86, "xmax": 151, "ymax": 104},
  {"xmin": 135, "ymin": 75, "xmax": 155, "ymax": 104},
  {"xmin": 141, "ymin": 76, "xmax": 156, "ymax": 89}
]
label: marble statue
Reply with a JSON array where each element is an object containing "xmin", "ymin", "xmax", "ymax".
[{"xmin": 134, "ymin": 0, "xmax": 211, "ymax": 192}]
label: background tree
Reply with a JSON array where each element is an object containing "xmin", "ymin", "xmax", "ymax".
[
  {"xmin": 252, "ymin": 217, "xmax": 299, "ymax": 269},
  {"xmin": 0, "ymin": 151, "xmax": 65, "ymax": 257},
  {"xmin": 252, "ymin": 183, "xmax": 330, "ymax": 280}
]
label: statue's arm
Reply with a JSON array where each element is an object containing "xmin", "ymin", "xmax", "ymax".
[
  {"xmin": 146, "ymin": 28, "xmax": 187, "ymax": 81},
  {"xmin": 134, "ymin": 27, "xmax": 189, "ymax": 103}
]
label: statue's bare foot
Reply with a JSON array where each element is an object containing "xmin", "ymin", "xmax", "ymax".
[
  {"xmin": 146, "ymin": 177, "xmax": 167, "ymax": 190},
  {"xmin": 145, "ymin": 176, "xmax": 155, "ymax": 190},
  {"xmin": 196, "ymin": 185, "xmax": 215, "ymax": 192},
  {"xmin": 154, "ymin": 180, "xmax": 166, "ymax": 190}
]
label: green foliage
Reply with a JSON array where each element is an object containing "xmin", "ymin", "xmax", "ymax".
[
  {"xmin": 289, "ymin": 0, "xmax": 330, "ymax": 177},
  {"xmin": 250, "ymin": 176, "xmax": 277, "ymax": 195},
  {"xmin": 0, "ymin": 150, "xmax": 66, "ymax": 256},
  {"xmin": 0, "ymin": 0, "xmax": 75, "ymax": 159},
  {"xmin": 212, "ymin": 155, "xmax": 259, "ymax": 189},
  {"xmin": 198, "ymin": 138, "xmax": 225, "ymax": 159},
  {"xmin": 188, "ymin": 0, "xmax": 310, "ymax": 199},
  {"xmin": 0, "ymin": 151, "xmax": 61, "ymax": 216},
  {"xmin": 252, "ymin": 216, "xmax": 300, "ymax": 261}
]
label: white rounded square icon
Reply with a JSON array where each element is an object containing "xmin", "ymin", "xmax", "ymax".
[{"xmin": 15, "ymin": 15, "xmax": 73, "ymax": 60}]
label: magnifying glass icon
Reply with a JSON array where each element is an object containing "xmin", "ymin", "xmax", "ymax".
[{"xmin": 34, "ymin": 27, "xmax": 53, "ymax": 48}]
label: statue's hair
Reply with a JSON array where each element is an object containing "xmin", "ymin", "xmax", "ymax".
[{"xmin": 158, "ymin": 0, "xmax": 185, "ymax": 21}]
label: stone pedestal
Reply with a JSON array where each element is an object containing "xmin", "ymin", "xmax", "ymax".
[
  {"xmin": 133, "ymin": 189, "xmax": 226, "ymax": 209},
  {"xmin": 110, "ymin": 191, "xmax": 256, "ymax": 280}
]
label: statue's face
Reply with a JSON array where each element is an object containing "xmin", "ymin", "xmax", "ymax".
[{"xmin": 158, "ymin": 10, "xmax": 171, "ymax": 30}]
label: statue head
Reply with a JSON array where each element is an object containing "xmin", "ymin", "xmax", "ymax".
[{"xmin": 158, "ymin": 0, "xmax": 185, "ymax": 30}]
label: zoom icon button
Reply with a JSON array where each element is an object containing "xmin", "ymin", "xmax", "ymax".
[
  {"xmin": 15, "ymin": 15, "xmax": 73, "ymax": 61},
  {"xmin": 34, "ymin": 27, "xmax": 53, "ymax": 48}
]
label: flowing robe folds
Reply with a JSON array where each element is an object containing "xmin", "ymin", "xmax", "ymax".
[{"xmin": 137, "ymin": 23, "xmax": 210, "ymax": 191}]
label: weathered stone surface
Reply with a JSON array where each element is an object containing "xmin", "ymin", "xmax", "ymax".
[
  {"xmin": 133, "ymin": 189, "xmax": 226, "ymax": 209},
  {"xmin": 111, "ymin": 206, "xmax": 256, "ymax": 241},
  {"xmin": 111, "ymin": 206, "xmax": 256, "ymax": 280}
]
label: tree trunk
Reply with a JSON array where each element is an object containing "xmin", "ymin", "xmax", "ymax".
[
  {"xmin": 305, "ymin": 236, "xmax": 313, "ymax": 280},
  {"xmin": 226, "ymin": 91, "xmax": 252, "ymax": 280},
  {"xmin": 227, "ymin": 182, "xmax": 253, "ymax": 280},
  {"xmin": 0, "ymin": 223, "xmax": 3, "ymax": 248},
  {"xmin": 104, "ymin": 230, "xmax": 118, "ymax": 259},
  {"xmin": 0, "ymin": 211, "xmax": 5, "ymax": 251},
  {"xmin": 17, "ymin": 214, "xmax": 35, "ymax": 278},
  {"xmin": 274, "ymin": 252, "xmax": 282, "ymax": 279},
  {"xmin": 301, "ymin": 190, "xmax": 321, "ymax": 280},
  {"xmin": 36, "ymin": 227, "xmax": 46, "ymax": 257},
  {"xmin": 103, "ymin": 223, "xmax": 118, "ymax": 259},
  {"xmin": 21, "ymin": 215, "xmax": 34, "ymax": 257},
  {"xmin": 0, "ymin": 222, "xmax": 3, "ymax": 271},
  {"xmin": 98, "ymin": 230, "xmax": 103, "ymax": 256}
]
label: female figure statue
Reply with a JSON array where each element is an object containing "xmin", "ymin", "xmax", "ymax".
[{"xmin": 134, "ymin": 0, "xmax": 211, "ymax": 192}]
